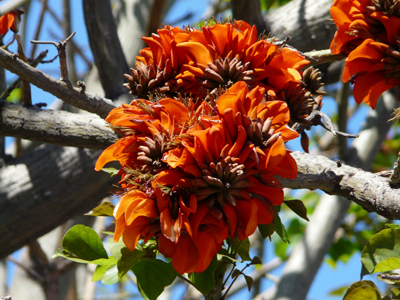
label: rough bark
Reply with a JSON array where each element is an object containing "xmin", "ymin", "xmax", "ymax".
[
  {"xmin": 266, "ymin": 0, "xmax": 336, "ymax": 52},
  {"xmin": 83, "ymin": 0, "xmax": 129, "ymax": 100},
  {"xmin": 0, "ymin": 100, "xmax": 118, "ymax": 149},
  {"xmin": 280, "ymin": 151, "xmax": 400, "ymax": 219},
  {"xmin": 231, "ymin": 0, "xmax": 269, "ymax": 33},
  {"xmin": 0, "ymin": 47, "xmax": 116, "ymax": 119},
  {"xmin": 0, "ymin": 144, "xmax": 118, "ymax": 259}
]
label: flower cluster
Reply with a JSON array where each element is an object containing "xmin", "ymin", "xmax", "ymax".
[
  {"xmin": 125, "ymin": 20, "xmax": 323, "ymax": 126},
  {"xmin": 97, "ymin": 20, "xmax": 322, "ymax": 274},
  {"xmin": 331, "ymin": 0, "xmax": 400, "ymax": 108}
]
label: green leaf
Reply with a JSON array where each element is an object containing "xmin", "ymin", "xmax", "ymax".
[
  {"xmin": 85, "ymin": 202, "xmax": 115, "ymax": 217},
  {"xmin": 231, "ymin": 269, "xmax": 241, "ymax": 278},
  {"xmin": 378, "ymin": 273, "xmax": 400, "ymax": 285},
  {"xmin": 361, "ymin": 228, "xmax": 400, "ymax": 276},
  {"xmin": 374, "ymin": 257, "xmax": 400, "ymax": 274},
  {"xmin": 274, "ymin": 214, "xmax": 290, "ymax": 244},
  {"xmin": 385, "ymin": 224, "xmax": 400, "ymax": 229},
  {"xmin": 343, "ymin": 281, "xmax": 382, "ymax": 300},
  {"xmin": 102, "ymin": 167, "xmax": 119, "ymax": 177},
  {"xmin": 189, "ymin": 256, "xmax": 218, "ymax": 294},
  {"xmin": 117, "ymin": 247, "xmax": 146, "ymax": 279},
  {"xmin": 106, "ymin": 236, "xmax": 146, "ymax": 279},
  {"xmin": 6, "ymin": 88, "xmax": 22, "ymax": 103},
  {"xmin": 258, "ymin": 208, "xmax": 289, "ymax": 244},
  {"xmin": 92, "ymin": 258, "xmax": 117, "ymax": 282},
  {"xmin": 244, "ymin": 275, "xmax": 253, "ymax": 292},
  {"xmin": 101, "ymin": 265, "xmax": 119, "ymax": 285},
  {"xmin": 284, "ymin": 199, "xmax": 309, "ymax": 221},
  {"xmin": 258, "ymin": 223, "xmax": 275, "ymax": 240},
  {"xmin": 131, "ymin": 258, "xmax": 176, "ymax": 300},
  {"xmin": 250, "ymin": 256, "xmax": 262, "ymax": 265},
  {"xmin": 59, "ymin": 225, "xmax": 108, "ymax": 261},
  {"xmin": 237, "ymin": 238, "xmax": 251, "ymax": 261},
  {"xmin": 216, "ymin": 253, "xmax": 242, "ymax": 263},
  {"xmin": 53, "ymin": 249, "xmax": 113, "ymax": 265},
  {"xmin": 328, "ymin": 285, "xmax": 349, "ymax": 296},
  {"xmin": 391, "ymin": 287, "xmax": 400, "ymax": 299}
]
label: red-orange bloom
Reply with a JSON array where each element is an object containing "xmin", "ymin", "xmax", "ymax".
[
  {"xmin": 175, "ymin": 21, "xmax": 309, "ymax": 98},
  {"xmin": 97, "ymin": 75, "xmax": 300, "ymax": 274},
  {"xmin": 0, "ymin": 9, "xmax": 23, "ymax": 35},
  {"xmin": 164, "ymin": 82, "xmax": 298, "ymax": 240},
  {"xmin": 330, "ymin": 0, "xmax": 400, "ymax": 54},
  {"xmin": 124, "ymin": 25, "xmax": 194, "ymax": 98},
  {"xmin": 342, "ymin": 38, "xmax": 399, "ymax": 108}
]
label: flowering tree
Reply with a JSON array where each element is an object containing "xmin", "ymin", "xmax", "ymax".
[{"xmin": 0, "ymin": 0, "xmax": 400, "ymax": 300}]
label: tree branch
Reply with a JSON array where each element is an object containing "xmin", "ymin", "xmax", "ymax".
[
  {"xmin": 266, "ymin": 0, "xmax": 336, "ymax": 52},
  {"xmin": 279, "ymin": 151, "xmax": 400, "ymax": 219},
  {"xmin": 1, "ymin": 99, "xmax": 399, "ymax": 220},
  {"xmin": 0, "ymin": 144, "xmax": 119, "ymax": 259},
  {"xmin": 0, "ymin": 47, "xmax": 116, "ymax": 118},
  {"xmin": 0, "ymin": 100, "xmax": 118, "ymax": 149}
]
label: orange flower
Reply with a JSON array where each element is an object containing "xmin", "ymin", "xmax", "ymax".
[
  {"xmin": 163, "ymin": 83, "xmax": 298, "ymax": 240},
  {"xmin": 342, "ymin": 38, "xmax": 399, "ymax": 108},
  {"xmin": 113, "ymin": 167, "xmax": 228, "ymax": 274},
  {"xmin": 124, "ymin": 25, "xmax": 195, "ymax": 98},
  {"xmin": 175, "ymin": 21, "xmax": 309, "ymax": 98},
  {"xmin": 97, "ymin": 73, "xmax": 301, "ymax": 274},
  {"xmin": 0, "ymin": 8, "xmax": 23, "ymax": 35},
  {"xmin": 330, "ymin": 0, "xmax": 400, "ymax": 54}
]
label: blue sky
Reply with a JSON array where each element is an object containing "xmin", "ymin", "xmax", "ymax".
[{"xmin": 2, "ymin": 0, "xmax": 387, "ymax": 299}]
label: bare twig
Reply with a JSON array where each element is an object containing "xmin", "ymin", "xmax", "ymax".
[
  {"xmin": 7, "ymin": 255, "xmax": 44, "ymax": 283},
  {"xmin": 62, "ymin": 0, "xmax": 77, "ymax": 85},
  {"xmin": 303, "ymin": 49, "xmax": 346, "ymax": 67},
  {"xmin": 46, "ymin": 6, "xmax": 92, "ymax": 69},
  {"xmin": 0, "ymin": 46, "xmax": 116, "ymax": 118},
  {"xmin": 292, "ymin": 110, "xmax": 359, "ymax": 139},
  {"xmin": 31, "ymin": 32, "xmax": 76, "ymax": 87}
]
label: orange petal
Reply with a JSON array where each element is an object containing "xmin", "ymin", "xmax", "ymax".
[
  {"xmin": 172, "ymin": 235, "xmax": 199, "ymax": 274},
  {"xmin": 177, "ymin": 42, "xmax": 212, "ymax": 65},
  {"xmin": 353, "ymin": 71, "xmax": 395, "ymax": 109}
]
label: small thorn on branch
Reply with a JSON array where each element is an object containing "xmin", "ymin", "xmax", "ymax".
[
  {"xmin": 30, "ymin": 31, "xmax": 76, "ymax": 88},
  {"xmin": 77, "ymin": 81, "xmax": 86, "ymax": 94}
]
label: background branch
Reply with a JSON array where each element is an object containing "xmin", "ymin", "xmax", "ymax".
[
  {"xmin": 0, "ymin": 144, "xmax": 118, "ymax": 259},
  {"xmin": 83, "ymin": 0, "xmax": 129, "ymax": 100}
]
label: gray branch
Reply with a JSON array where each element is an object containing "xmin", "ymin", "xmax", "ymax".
[
  {"xmin": 0, "ymin": 144, "xmax": 119, "ymax": 259},
  {"xmin": 0, "ymin": 100, "xmax": 118, "ymax": 149},
  {"xmin": 266, "ymin": 0, "xmax": 336, "ymax": 52},
  {"xmin": 0, "ymin": 47, "xmax": 116, "ymax": 119},
  {"xmin": 280, "ymin": 151, "xmax": 400, "ymax": 220}
]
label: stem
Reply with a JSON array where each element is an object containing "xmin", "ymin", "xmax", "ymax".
[
  {"xmin": 177, "ymin": 274, "xmax": 196, "ymax": 287},
  {"xmin": 205, "ymin": 261, "xmax": 228, "ymax": 300},
  {"xmin": 221, "ymin": 263, "xmax": 251, "ymax": 300}
]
